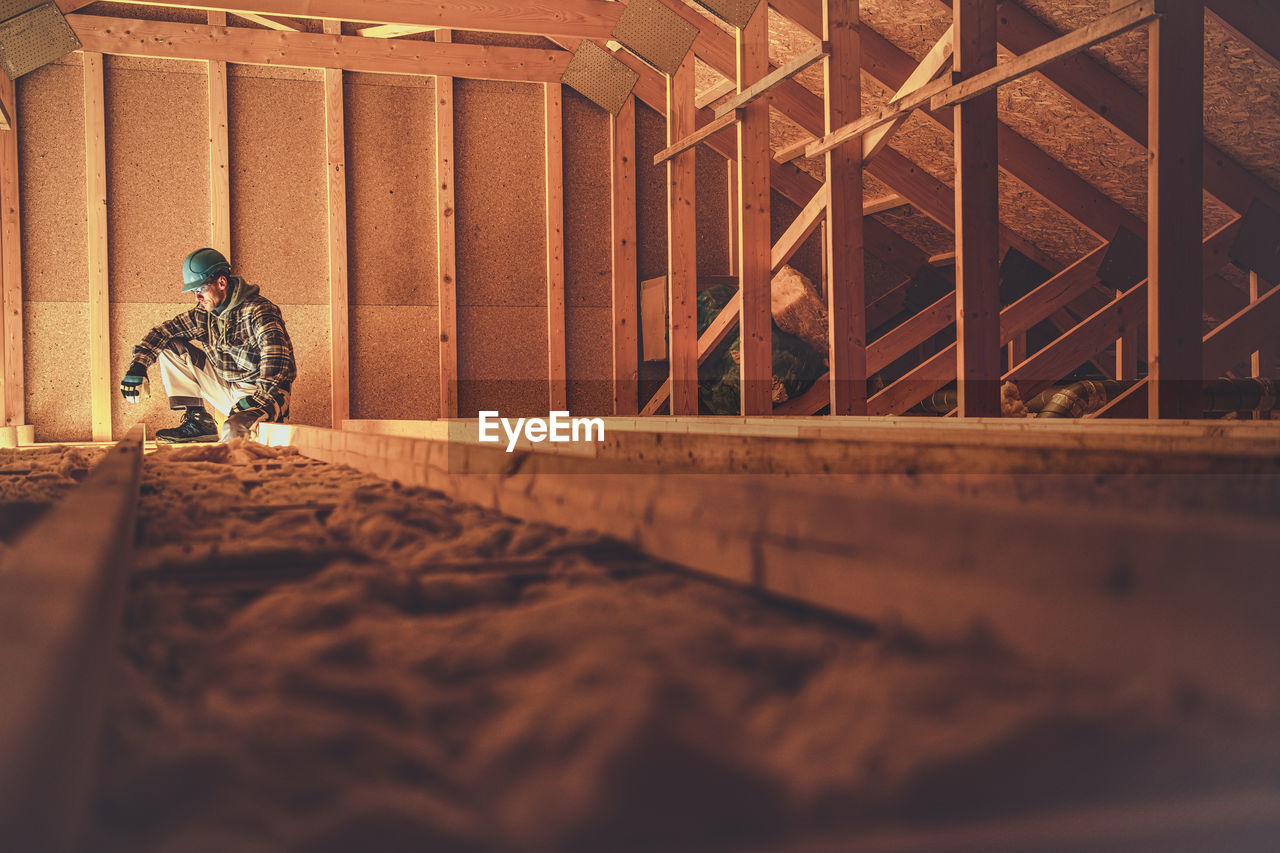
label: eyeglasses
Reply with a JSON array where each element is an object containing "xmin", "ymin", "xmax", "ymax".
[{"xmin": 194, "ymin": 279, "xmax": 214, "ymax": 295}]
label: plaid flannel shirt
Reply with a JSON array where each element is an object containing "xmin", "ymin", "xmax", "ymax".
[{"xmin": 131, "ymin": 277, "xmax": 296, "ymax": 420}]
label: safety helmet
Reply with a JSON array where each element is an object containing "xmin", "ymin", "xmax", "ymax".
[{"xmin": 181, "ymin": 248, "xmax": 231, "ymax": 292}]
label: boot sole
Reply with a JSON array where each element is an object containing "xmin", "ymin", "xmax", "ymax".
[{"xmin": 155, "ymin": 433, "xmax": 219, "ymax": 444}]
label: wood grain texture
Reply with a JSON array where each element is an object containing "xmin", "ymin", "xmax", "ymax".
[
  {"xmin": 610, "ymin": 96, "xmax": 638, "ymax": 415},
  {"xmin": 70, "ymin": 15, "xmax": 572, "ymax": 83},
  {"xmin": 207, "ymin": 12, "xmax": 231, "ymax": 256},
  {"xmin": 667, "ymin": 56, "xmax": 699, "ymax": 415},
  {"xmin": 435, "ymin": 30, "xmax": 458, "ymax": 417},
  {"xmin": 0, "ymin": 70, "xmax": 22, "ymax": 427},
  {"xmin": 737, "ymin": 5, "xmax": 772, "ymax": 415},
  {"xmin": 545, "ymin": 82, "xmax": 567, "ymax": 411},
  {"xmin": 84, "ymin": 53, "xmax": 111, "ymax": 441},
  {"xmin": 323, "ymin": 19, "xmax": 349, "ymax": 427}
]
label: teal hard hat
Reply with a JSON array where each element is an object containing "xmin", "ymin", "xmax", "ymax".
[{"xmin": 181, "ymin": 248, "xmax": 231, "ymax": 292}]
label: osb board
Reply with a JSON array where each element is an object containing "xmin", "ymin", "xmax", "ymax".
[
  {"xmin": 23, "ymin": 302, "xmax": 90, "ymax": 442},
  {"xmin": 635, "ymin": 102, "xmax": 667, "ymax": 282},
  {"xmin": 349, "ymin": 305, "xmax": 439, "ymax": 420},
  {"xmin": 104, "ymin": 59, "xmax": 210, "ymax": 302},
  {"xmin": 695, "ymin": 145, "xmax": 729, "ymax": 275},
  {"xmin": 1202, "ymin": 15, "xmax": 1280, "ymax": 198},
  {"xmin": 109, "ymin": 301, "xmax": 192, "ymax": 440},
  {"xmin": 456, "ymin": 305, "xmax": 548, "ymax": 418},
  {"xmin": 563, "ymin": 88, "xmax": 611, "ymax": 309},
  {"xmin": 78, "ymin": 3, "xmax": 206, "ymax": 24},
  {"xmin": 109, "ymin": 301, "xmax": 330, "ymax": 437},
  {"xmin": 228, "ymin": 75, "xmax": 329, "ymax": 306},
  {"xmin": 277, "ymin": 303, "xmax": 331, "ymax": 428},
  {"xmin": 16, "ymin": 61, "xmax": 86, "ymax": 303},
  {"xmin": 877, "ymin": 206, "xmax": 953, "ymax": 257},
  {"xmin": 453, "ymin": 79, "xmax": 546, "ymax": 308},
  {"xmin": 566, "ymin": 305, "xmax": 612, "ymax": 416},
  {"xmin": 344, "ymin": 72, "xmax": 437, "ymax": 307}
]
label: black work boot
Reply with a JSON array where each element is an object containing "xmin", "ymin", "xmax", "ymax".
[{"xmin": 155, "ymin": 408, "xmax": 218, "ymax": 444}]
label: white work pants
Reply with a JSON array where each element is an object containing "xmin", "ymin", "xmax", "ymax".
[{"xmin": 157, "ymin": 342, "xmax": 256, "ymax": 416}]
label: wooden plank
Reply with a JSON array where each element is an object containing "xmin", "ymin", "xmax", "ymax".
[
  {"xmin": 435, "ymin": 30, "xmax": 458, "ymax": 417},
  {"xmin": 0, "ymin": 425, "xmax": 143, "ymax": 849},
  {"xmin": 1249, "ymin": 272, "xmax": 1278, "ymax": 388},
  {"xmin": 695, "ymin": 77, "xmax": 735, "ymax": 109},
  {"xmin": 953, "ymin": 0, "xmax": 1001, "ymax": 417},
  {"xmin": 1147, "ymin": 2, "xmax": 1204, "ymax": 419},
  {"xmin": 931, "ymin": 2, "xmax": 1158, "ymax": 110},
  {"xmin": 545, "ymin": 82, "xmax": 567, "ymax": 411},
  {"xmin": 1208, "ymin": 0, "xmax": 1280, "ymax": 71},
  {"xmin": 822, "ymin": 0, "xmax": 866, "ymax": 415},
  {"xmin": 231, "ymin": 10, "xmax": 298, "ymax": 30},
  {"xmin": 713, "ymin": 40, "xmax": 827, "ymax": 118},
  {"xmin": 1115, "ymin": 288, "xmax": 1140, "ymax": 381},
  {"xmin": 84, "ymin": 53, "xmax": 111, "ymax": 443},
  {"xmin": 651, "ymin": 108, "xmax": 737, "ymax": 167},
  {"xmin": 805, "ymin": 74, "xmax": 951, "ymax": 161},
  {"xmin": 113, "ymin": 0, "xmax": 621, "ymax": 38},
  {"xmin": 322, "ymin": 19, "xmax": 349, "ymax": 427},
  {"xmin": 668, "ymin": 55, "xmax": 699, "ymax": 415},
  {"xmin": 771, "ymin": 181, "xmax": 827, "ymax": 275},
  {"xmin": 726, "ymin": 159, "xmax": 739, "ymax": 275},
  {"xmin": 738, "ymin": 4, "xmax": 772, "ymax": 415},
  {"xmin": 1203, "ymin": 279, "xmax": 1280, "ymax": 378},
  {"xmin": 864, "ymin": 25, "xmax": 953, "ymax": 161},
  {"xmin": 0, "ymin": 70, "xmax": 21, "ymax": 427},
  {"xmin": 262, "ymin": 422, "xmax": 1280, "ymax": 713},
  {"xmin": 70, "ymin": 15, "xmax": 573, "ymax": 83},
  {"xmin": 207, "ymin": 12, "xmax": 231, "ymax": 255},
  {"xmin": 611, "ymin": 96, "xmax": 639, "ymax": 415},
  {"xmin": 358, "ymin": 24, "xmax": 438, "ymax": 38},
  {"xmin": 863, "ymin": 193, "xmax": 907, "ymax": 215},
  {"xmin": 0, "ymin": 72, "xmax": 10, "ymax": 132}
]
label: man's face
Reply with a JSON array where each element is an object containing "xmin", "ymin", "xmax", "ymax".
[{"xmin": 194, "ymin": 274, "xmax": 229, "ymax": 311}]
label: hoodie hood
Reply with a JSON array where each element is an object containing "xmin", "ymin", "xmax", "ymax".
[{"xmin": 214, "ymin": 276, "xmax": 259, "ymax": 321}]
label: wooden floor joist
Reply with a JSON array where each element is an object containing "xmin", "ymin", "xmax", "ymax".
[
  {"xmin": 0, "ymin": 425, "xmax": 144, "ymax": 850},
  {"xmin": 261, "ymin": 420, "xmax": 1280, "ymax": 714}
]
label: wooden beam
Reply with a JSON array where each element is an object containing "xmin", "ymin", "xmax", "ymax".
[
  {"xmin": 804, "ymin": 74, "xmax": 951, "ymax": 161},
  {"xmin": 0, "ymin": 70, "xmax": 22, "ymax": 427},
  {"xmin": 435, "ymin": 30, "xmax": 458, "ymax": 417},
  {"xmin": 610, "ymin": 96, "xmax": 639, "ymax": 415},
  {"xmin": 207, "ymin": 12, "xmax": 231, "ymax": 255},
  {"xmin": 1249, "ymin": 272, "xmax": 1278, "ymax": 390},
  {"xmin": 69, "ymin": 15, "xmax": 572, "ymax": 83},
  {"xmin": 772, "ymin": 182, "xmax": 827, "ymax": 275},
  {"xmin": 695, "ymin": 77, "xmax": 735, "ymax": 109},
  {"xmin": 0, "ymin": 72, "xmax": 11, "ymax": 133},
  {"xmin": 652, "ymin": 108, "xmax": 737, "ymax": 167},
  {"xmin": 231, "ymin": 11, "xmax": 298, "ymax": 30},
  {"xmin": 737, "ymin": 4, "xmax": 772, "ymax": 415},
  {"xmin": 322, "ymin": 19, "xmax": 349, "ymax": 427},
  {"xmin": 545, "ymin": 82, "xmax": 567, "ymax": 411},
  {"xmin": 1203, "ymin": 279, "xmax": 1280, "ymax": 379},
  {"xmin": 953, "ymin": 0, "xmax": 1001, "ymax": 417},
  {"xmin": 822, "ymin": 0, "xmax": 866, "ymax": 415},
  {"xmin": 1148, "ymin": 1, "xmax": 1204, "ymax": 419},
  {"xmin": 1208, "ymin": 0, "xmax": 1280, "ymax": 72},
  {"xmin": 863, "ymin": 193, "xmax": 907, "ymax": 215},
  {"xmin": 864, "ymin": 25, "xmax": 953, "ymax": 161},
  {"xmin": 713, "ymin": 40, "xmax": 827, "ymax": 119},
  {"xmin": 84, "ymin": 53, "xmax": 111, "ymax": 442},
  {"xmin": 0, "ymin": 425, "xmax": 142, "ymax": 850},
  {"xmin": 358, "ymin": 24, "xmax": 438, "ymax": 38},
  {"xmin": 105, "ymin": 0, "xmax": 620, "ymax": 39},
  {"xmin": 668, "ymin": 55, "xmax": 699, "ymax": 415},
  {"xmin": 931, "ymin": 2, "xmax": 1158, "ymax": 111}
]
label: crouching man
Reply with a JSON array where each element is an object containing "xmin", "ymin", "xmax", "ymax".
[{"xmin": 119, "ymin": 248, "xmax": 296, "ymax": 444}]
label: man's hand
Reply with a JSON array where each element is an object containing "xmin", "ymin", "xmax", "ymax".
[
  {"xmin": 119, "ymin": 362, "xmax": 150, "ymax": 404},
  {"xmin": 221, "ymin": 397, "xmax": 264, "ymax": 441}
]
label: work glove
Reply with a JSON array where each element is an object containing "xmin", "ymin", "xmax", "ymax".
[
  {"xmin": 119, "ymin": 362, "xmax": 150, "ymax": 404},
  {"xmin": 221, "ymin": 397, "xmax": 265, "ymax": 442}
]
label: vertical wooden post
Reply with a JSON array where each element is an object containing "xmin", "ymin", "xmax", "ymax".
[
  {"xmin": 823, "ymin": 0, "xmax": 866, "ymax": 414},
  {"xmin": 726, "ymin": 159, "xmax": 739, "ymax": 277},
  {"xmin": 207, "ymin": 11, "xmax": 231, "ymax": 256},
  {"xmin": 1116, "ymin": 290, "xmax": 1139, "ymax": 380},
  {"xmin": 1250, "ymin": 271, "xmax": 1275, "ymax": 419},
  {"xmin": 435, "ymin": 30, "xmax": 459, "ymax": 418},
  {"xmin": 667, "ymin": 55, "xmax": 698, "ymax": 415},
  {"xmin": 1148, "ymin": 1, "xmax": 1204, "ymax": 419},
  {"xmin": 736, "ymin": 4, "xmax": 773, "ymax": 415},
  {"xmin": 84, "ymin": 53, "xmax": 111, "ymax": 442},
  {"xmin": 544, "ymin": 82, "xmax": 567, "ymax": 412},
  {"xmin": 610, "ymin": 96, "xmax": 638, "ymax": 415},
  {"xmin": 953, "ymin": 0, "xmax": 1002, "ymax": 417},
  {"xmin": 322, "ymin": 20, "xmax": 350, "ymax": 427},
  {"xmin": 0, "ymin": 71, "xmax": 24, "ymax": 428}
]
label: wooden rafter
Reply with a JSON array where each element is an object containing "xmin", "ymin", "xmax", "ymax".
[
  {"xmin": 231, "ymin": 11, "xmax": 297, "ymax": 30},
  {"xmin": 69, "ymin": 15, "xmax": 572, "ymax": 83},
  {"xmin": 87, "ymin": 0, "xmax": 621, "ymax": 38}
]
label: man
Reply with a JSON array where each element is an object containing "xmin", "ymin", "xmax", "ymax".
[{"xmin": 120, "ymin": 248, "xmax": 296, "ymax": 443}]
